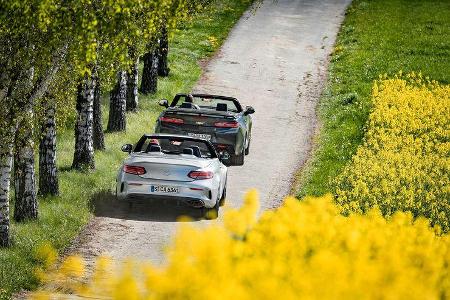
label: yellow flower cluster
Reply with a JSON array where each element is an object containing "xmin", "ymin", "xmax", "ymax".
[
  {"xmin": 34, "ymin": 243, "xmax": 58, "ymax": 269},
  {"xmin": 208, "ymin": 35, "xmax": 218, "ymax": 48},
  {"xmin": 34, "ymin": 190, "xmax": 450, "ymax": 299},
  {"xmin": 335, "ymin": 73, "xmax": 450, "ymax": 231}
]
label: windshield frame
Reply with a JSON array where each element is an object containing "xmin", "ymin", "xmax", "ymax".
[
  {"xmin": 169, "ymin": 93, "xmax": 243, "ymax": 113},
  {"xmin": 133, "ymin": 134, "xmax": 219, "ymax": 159}
]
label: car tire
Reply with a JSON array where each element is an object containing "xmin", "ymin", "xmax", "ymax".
[
  {"xmin": 245, "ymin": 138, "xmax": 250, "ymax": 155},
  {"xmin": 219, "ymin": 186, "xmax": 226, "ymax": 207},
  {"xmin": 203, "ymin": 200, "xmax": 219, "ymax": 220}
]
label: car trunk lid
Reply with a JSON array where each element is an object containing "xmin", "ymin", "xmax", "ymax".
[
  {"xmin": 126, "ymin": 155, "xmax": 212, "ymax": 182},
  {"xmin": 162, "ymin": 109, "xmax": 237, "ymax": 128}
]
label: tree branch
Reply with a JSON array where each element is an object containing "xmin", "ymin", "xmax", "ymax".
[{"xmin": 27, "ymin": 42, "xmax": 69, "ymax": 104}]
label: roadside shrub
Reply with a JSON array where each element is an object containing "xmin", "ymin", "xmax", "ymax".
[
  {"xmin": 335, "ymin": 73, "xmax": 450, "ymax": 231},
  {"xmin": 34, "ymin": 190, "xmax": 450, "ymax": 299}
]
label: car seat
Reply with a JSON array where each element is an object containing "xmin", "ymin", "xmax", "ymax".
[
  {"xmin": 190, "ymin": 146, "xmax": 202, "ymax": 158},
  {"xmin": 180, "ymin": 102, "xmax": 199, "ymax": 109},
  {"xmin": 182, "ymin": 148, "xmax": 194, "ymax": 155},
  {"xmin": 216, "ymin": 103, "xmax": 227, "ymax": 111},
  {"xmin": 146, "ymin": 144, "xmax": 162, "ymax": 153}
]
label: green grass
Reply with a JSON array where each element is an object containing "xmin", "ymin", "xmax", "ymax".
[
  {"xmin": 297, "ymin": 0, "xmax": 450, "ymax": 198},
  {"xmin": 0, "ymin": 0, "xmax": 252, "ymax": 298}
]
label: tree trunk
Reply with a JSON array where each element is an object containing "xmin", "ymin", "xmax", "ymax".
[
  {"xmin": 158, "ymin": 24, "xmax": 170, "ymax": 77},
  {"xmin": 140, "ymin": 47, "xmax": 159, "ymax": 94},
  {"xmin": 14, "ymin": 116, "xmax": 38, "ymax": 222},
  {"xmin": 107, "ymin": 71, "xmax": 127, "ymax": 132},
  {"xmin": 93, "ymin": 77, "xmax": 105, "ymax": 150},
  {"xmin": 72, "ymin": 75, "xmax": 95, "ymax": 170},
  {"xmin": 14, "ymin": 64, "xmax": 38, "ymax": 222},
  {"xmin": 38, "ymin": 103, "xmax": 59, "ymax": 196},
  {"xmin": 126, "ymin": 58, "xmax": 139, "ymax": 112},
  {"xmin": 0, "ymin": 77, "xmax": 16, "ymax": 247},
  {"xmin": 0, "ymin": 136, "xmax": 13, "ymax": 246}
]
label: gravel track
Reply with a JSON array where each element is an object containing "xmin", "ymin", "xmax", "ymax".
[{"xmin": 70, "ymin": 0, "xmax": 350, "ymax": 269}]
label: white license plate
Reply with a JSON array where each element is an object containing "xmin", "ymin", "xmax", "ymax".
[
  {"xmin": 150, "ymin": 185, "xmax": 179, "ymax": 193},
  {"xmin": 187, "ymin": 133, "xmax": 211, "ymax": 141}
]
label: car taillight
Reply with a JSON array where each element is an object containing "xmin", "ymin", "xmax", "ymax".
[
  {"xmin": 214, "ymin": 121, "xmax": 238, "ymax": 128},
  {"xmin": 160, "ymin": 116, "xmax": 184, "ymax": 124},
  {"xmin": 188, "ymin": 170, "xmax": 214, "ymax": 180},
  {"xmin": 124, "ymin": 165, "xmax": 146, "ymax": 175}
]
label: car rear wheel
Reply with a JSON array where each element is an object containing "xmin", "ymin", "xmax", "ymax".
[
  {"xmin": 245, "ymin": 138, "xmax": 250, "ymax": 155},
  {"xmin": 230, "ymin": 153, "xmax": 244, "ymax": 165},
  {"xmin": 203, "ymin": 199, "xmax": 219, "ymax": 220},
  {"xmin": 219, "ymin": 186, "xmax": 226, "ymax": 207},
  {"xmin": 230, "ymin": 146, "xmax": 245, "ymax": 165}
]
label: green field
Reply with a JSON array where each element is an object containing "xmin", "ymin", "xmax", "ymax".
[
  {"xmin": 0, "ymin": 1, "xmax": 252, "ymax": 298},
  {"xmin": 297, "ymin": 0, "xmax": 450, "ymax": 197}
]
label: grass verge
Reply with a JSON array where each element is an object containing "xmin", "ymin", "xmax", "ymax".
[
  {"xmin": 297, "ymin": 0, "xmax": 450, "ymax": 197},
  {"xmin": 0, "ymin": 0, "xmax": 253, "ymax": 298}
]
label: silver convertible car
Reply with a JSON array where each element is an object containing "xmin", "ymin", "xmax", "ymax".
[{"xmin": 116, "ymin": 134, "xmax": 227, "ymax": 218}]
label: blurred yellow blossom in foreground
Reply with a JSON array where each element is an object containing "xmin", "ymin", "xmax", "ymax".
[{"xmin": 33, "ymin": 190, "xmax": 450, "ymax": 299}]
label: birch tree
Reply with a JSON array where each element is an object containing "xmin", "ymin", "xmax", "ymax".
[
  {"xmin": 126, "ymin": 57, "xmax": 139, "ymax": 112},
  {"xmin": 0, "ymin": 0, "xmax": 204, "ymax": 246},
  {"xmin": 72, "ymin": 76, "xmax": 96, "ymax": 169},
  {"xmin": 39, "ymin": 100, "xmax": 59, "ymax": 196},
  {"xmin": 93, "ymin": 77, "xmax": 105, "ymax": 150},
  {"xmin": 140, "ymin": 43, "xmax": 160, "ymax": 95},
  {"xmin": 107, "ymin": 71, "xmax": 127, "ymax": 132},
  {"xmin": 158, "ymin": 22, "xmax": 170, "ymax": 77}
]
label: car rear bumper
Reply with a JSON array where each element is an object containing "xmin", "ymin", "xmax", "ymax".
[
  {"xmin": 124, "ymin": 194, "xmax": 207, "ymax": 208},
  {"xmin": 116, "ymin": 179, "xmax": 216, "ymax": 208}
]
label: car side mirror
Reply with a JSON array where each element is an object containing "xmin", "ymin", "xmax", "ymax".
[
  {"xmin": 121, "ymin": 144, "xmax": 132, "ymax": 154},
  {"xmin": 244, "ymin": 106, "xmax": 255, "ymax": 115},
  {"xmin": 159, "ymin": 99, "xmax": 169, "ymax": 108}
]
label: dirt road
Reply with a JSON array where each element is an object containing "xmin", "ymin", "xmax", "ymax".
[{"xmin": 72, "ymin": 0, "xmax": 351, "ymax": 267}]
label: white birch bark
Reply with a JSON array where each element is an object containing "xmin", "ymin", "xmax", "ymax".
[
  {"xmin": 39, "ymin": 104, "xmax": 59, "ymax": 196},
  {"xmin": 107, "ymin": 71, "xmax": 127, "ymax": 132},
  {"xmin": 126, "ymin": 58, "xmax": 139, "ymax": 112},
  {"xmin": 72, "ymin": 75, "xmax": 95, "ymax": 169},
  {"xmin": 14, "ymin": 66, "xmax": 38, "ymax": 222},
  {"xmin": 14, "ymin": 112, "xmax": 38, "ymax": 221},
  {"xmin": 93, "ymin": 78, "xmax": 105, "ymax": 150},
  {"xmin": 0, "ymin": 139, "xmax": 13, "ymax": 246}
]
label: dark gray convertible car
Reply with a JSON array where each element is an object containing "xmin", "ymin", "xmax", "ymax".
[{"xmin": 155, "ymin": 94, "xmax": 255, "ymax": 166}]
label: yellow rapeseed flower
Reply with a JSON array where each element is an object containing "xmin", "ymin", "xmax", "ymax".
[
  {"xmin": 34, "ymin": 242, "xmax": 57, "ymax": 269},
  {"xmin": 35, "ymin": 191, "xmax": 450, "ymax": 299},
  {"xmin": 60, "ymin": 255, "xmax": 85, "ymax": 278},
  {"xmin": 335, "ymin": 74, "xmax": 450, "ymax": 231}
]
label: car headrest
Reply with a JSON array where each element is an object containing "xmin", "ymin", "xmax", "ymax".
[
  {"xmin": 182, "ymin": 148, "xmax": 194, "ymax": 155},
  {"xmin": 146, "ymin": 144, "xmax": 161, "ymax": 153},
  {"xmin": 180, "ymin": 102, "xmax": 199, "ymax": 109},
  {"xmin": 186, "ymin": 94, "xmax": 194, "ymax": 102},
  {"xmin": 190, "ymin": 146, "xmax": 202, "ymax": 158},
  {"xmin": 216, "ymin": 103, "xmax": 227, "ymax": 111}
]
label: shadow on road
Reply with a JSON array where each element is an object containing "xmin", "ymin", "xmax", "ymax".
[{"xmin": 90, "ymin": 191, "xmax": 205, "ymax": 222}]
